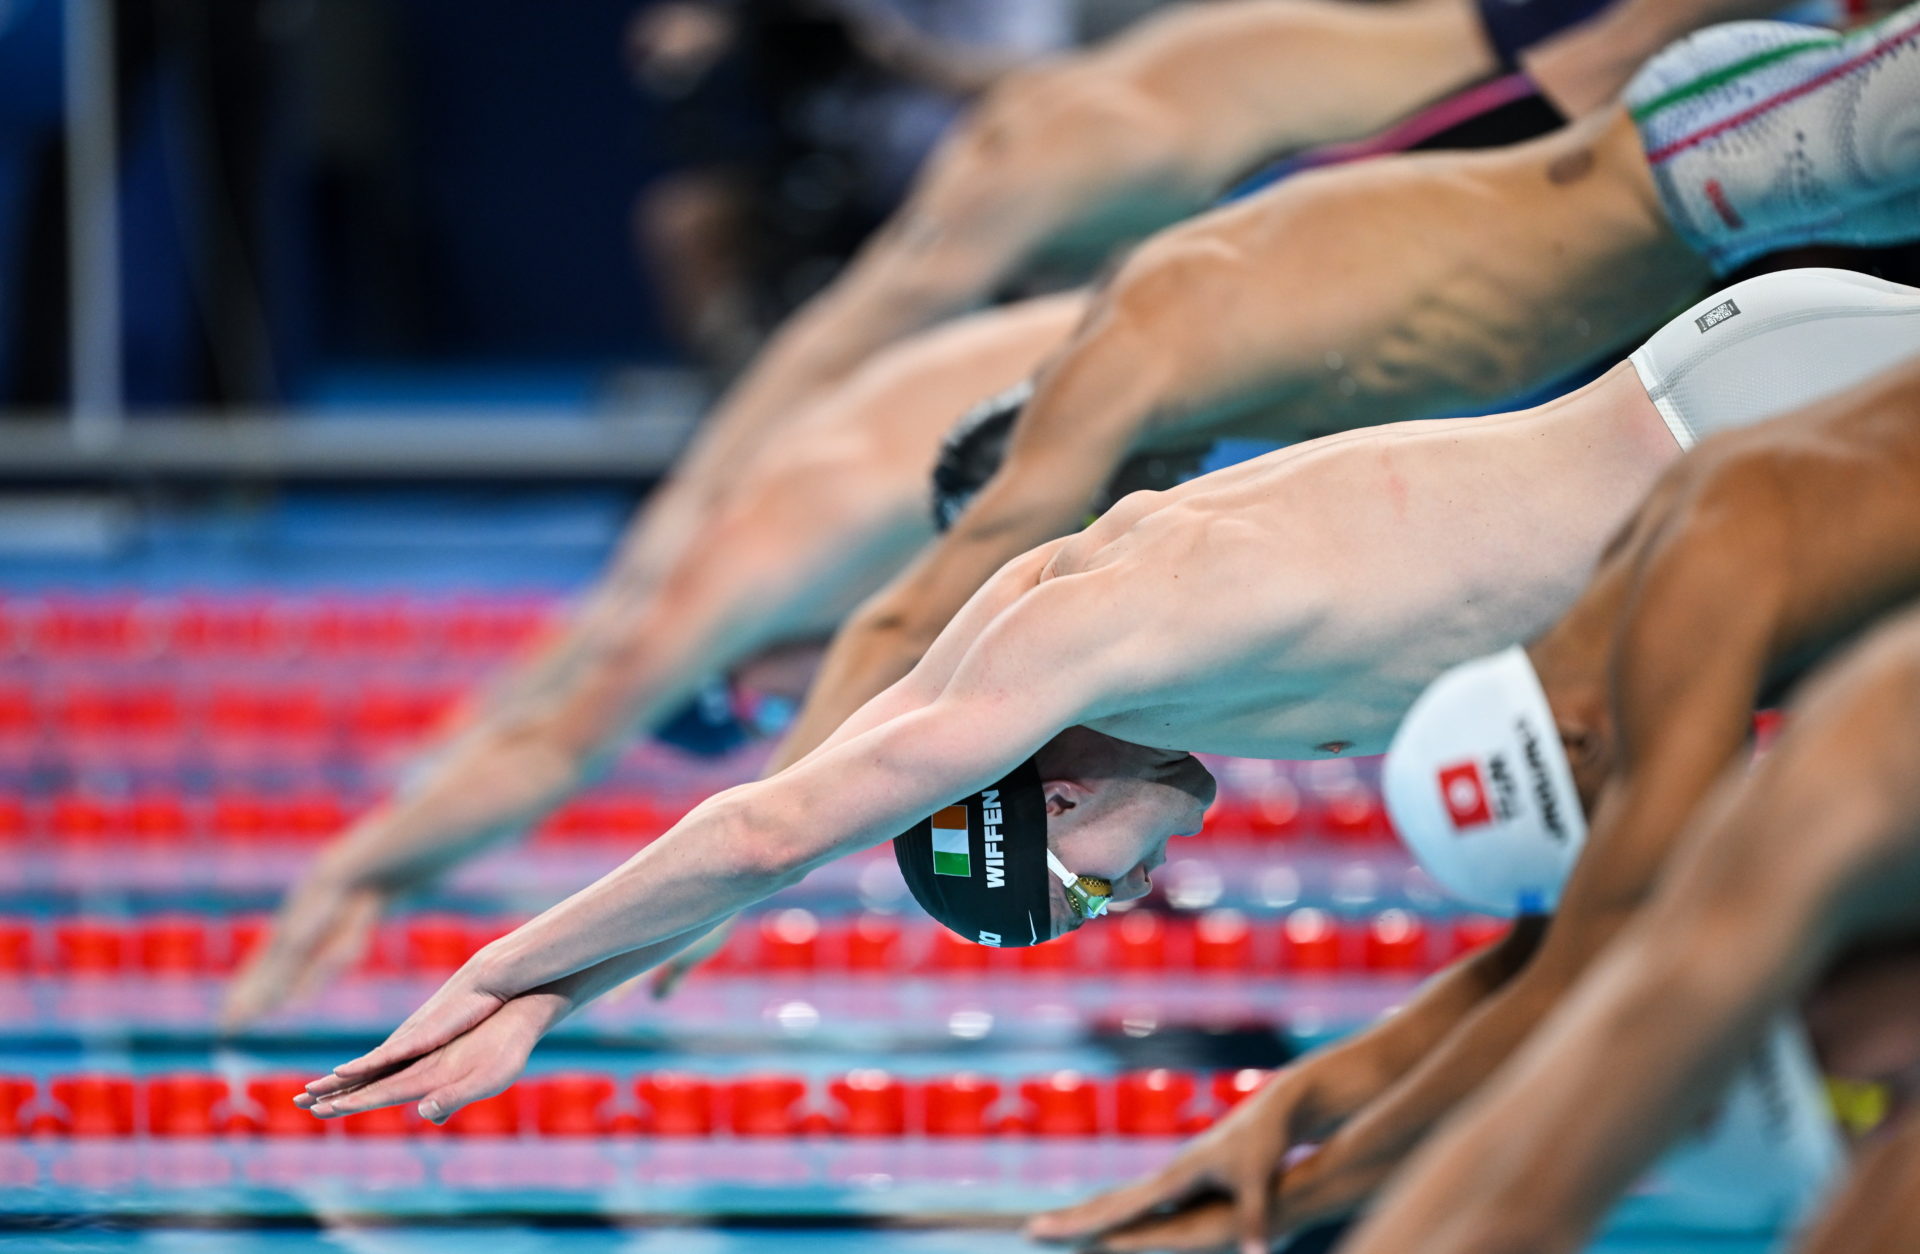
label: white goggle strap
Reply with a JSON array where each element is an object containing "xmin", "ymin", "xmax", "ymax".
[{"xmin": 1047, "ymin": 850, "xmax": 1111, "ymax": 918}]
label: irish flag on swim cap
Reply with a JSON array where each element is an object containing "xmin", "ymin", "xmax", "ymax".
[
  {"xmin": 1382, "ymin": 646, "xmax": 1588, "ymax": 915},
  {"xmin": 931, "ymin": 806, "xmax": 971, "ymax": 877}
]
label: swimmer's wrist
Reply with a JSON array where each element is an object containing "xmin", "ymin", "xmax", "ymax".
[{"xmin": 508, "ymin": 986, "xmax": 582, "ymax": 1035}]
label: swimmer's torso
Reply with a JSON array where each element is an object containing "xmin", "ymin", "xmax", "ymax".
[
  {"xmin": 1130, "ymin": 109, "xmax": 1706, "ymax": 455},
  {"xmin": 1071, "ymin": 268, "xmax": 1920, "ymax": 757},
  {"xmin": 1054, "ymin": 365, "xmax": 1678, "ymax": 758}
]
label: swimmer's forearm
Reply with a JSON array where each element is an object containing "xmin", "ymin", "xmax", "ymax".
[
  {"xmin": 525, "ymin": 922, "xmax": 724, "ymax": 1026},
  {"xmin": 335, "ymin": 725, "xmax": 588, "ymax": 890},
  {"xmin": 477, "ymin": 791, "xmax": 801, "ymax": 994},
  {"xmin": 1277, "ymin": 948, "xmax": 1573, "ymax": 1223},
  {"xmin": 680, "ymin": 215, "xmax": 1022, "ymax": 486},
  {"xmin": 1342, "ymin": 913, "xmax": 1793, "ymax": 1254},
  {"xmin": 488, "ymin": 701, "xmax": 1033, "ymax": 992},
  {"xmin": 1285, "ymin": 919, "xmax": 1546, "ymax": 1134}
]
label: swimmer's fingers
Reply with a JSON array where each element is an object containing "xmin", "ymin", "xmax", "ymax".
[
  {"xmin": 324, "ymin": 975, "xmax": 508, "ymax": 1084},
  {"xmin": 1030, "ymin": 1075, "xmax": 1304, "ymax": 1245},
  {"xmin": 1086, "ymin": 1196, "xmax": 1240, "ymax": 1254},
  {"xmin": 220, "ymin": 874, "xmax": 377, "ymax": 1032},
  {"xmin": 1229, "ymin": 1169, "xmax": 1278, "ymax": 1254},
  {"xmin": 1026, "ymin": 1161, "xmax": 1209, "ymax": 1244},
  {"xmin": 281, "ymin": 889, "xmax": 384, "ymax": 1008},
  {"xmin": 306, "ymin": 995, "xmax": 549, "ymax": 1125}
]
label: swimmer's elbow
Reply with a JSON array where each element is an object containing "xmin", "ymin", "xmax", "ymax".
[
  {"xmin": 711, "ymin": 793, "xmax": 815, "ymax": 887},
  {"xmin": 1105, "ymin": 234, "xmax": 1239, "ymax": 332}
]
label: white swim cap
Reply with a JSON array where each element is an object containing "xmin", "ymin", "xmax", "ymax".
[{"xmin": 1382, "ymin": 646, "xmax": 1588, "ymax": 915}]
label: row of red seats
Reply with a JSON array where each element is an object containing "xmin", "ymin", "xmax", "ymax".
[
  {"xmin": 0, "ymin": 683, "xmax": 463, "ymax": 743},
  {"xmin": 0, "ymin": 597, "xmax": 549, "ymax": 659},
  {"xmin": 0, "ymin": 1068, "xmax": 1271, "ymax": 1139},
  {"xmin": 706, "ymin": 908, "xmax": 1504, "ymax": 976},
  {"xmin": 0, "ymin": 909, "xmax": 1506, "ymax": 978},
  {"xmin": 0, "ymin": 791, "xmax": 693, "ymax": 845},
  {"xmin": 0, "ymin": 793, "xmax": 361, "ymax": 845}
]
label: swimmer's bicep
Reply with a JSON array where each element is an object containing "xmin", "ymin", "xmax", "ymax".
[
  {"xmin": 772, "ymin": 696, "xmax": 1058, "ymax": 869},
  {"xmin": 1561, "ymin": 534, "xmax": 1786, "ymax": 924}
]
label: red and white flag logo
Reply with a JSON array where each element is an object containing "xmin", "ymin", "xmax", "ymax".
[{"xmin": 1438, "ymin": 761, "xmax": 1493, "ymax": 830}]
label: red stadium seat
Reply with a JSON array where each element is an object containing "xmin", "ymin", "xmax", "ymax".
[
  {"xmin": 530, "ymin": 1074, "xmax": 616, "ymax": 1137},
  {"xmin": 1212, "ymin": 1068, "xmax": 1272, "ymax": 1113},
  {"xmin": 440, "ymin": 1088, "xmax": 522, "ymax": 1137},
  {"xmin": 402, "ymin": 915, "xmax": 480, "ymax": 973},
  {"xmin": 33, "ymin": 597, "xmax": 146, "ymax": 656},
  {"xmin": 1192, "ymin": 909, "xmax": 1255, "ymax": 972},
  {"xmin": 338, "ymin": 1103, "xmax": 417, "ymax": 1137},
  {"xmin": 638, "ymin": 1074, "xmax": 715, "ymax": 1136},
  {"xmin": 0, "ymin": 1076, "xmax": 36, "ymax": 1135},
  {"xmin": 244, "ymin": 1076, "xmax": 327, "ymax": 1137},
  {"xmin": 840, "ymin": 914, "xmax": 902, "ymax": 973},
  {"xmin": 726, "ymin": 1075, "xmax": 809, "ymax": 1136},
  {"xmin": 49, "ymin": 1074, "xmax": 135, "ymax": 1136},
  {"xmin": 48, "ymin": 792, "xmax": 117, "ymax": 843},
  {"xmin": 925, "ymin": 928, "xmax": 992, "ymax": 974},
  {"xmin": 1277, "ymin": 908, "xmax": 1344, "ymax": 974},
  {"xmin": 754, "ymin": 909, "xmax": 819, "ymax": 972},
  {"xmin": 0, "ymin": 919, "xmax": 33, "ymax": 972},
  {"xmin": 1107, "ymin": 910, "xmax": 1171, "ymax": 972},
  {"xmin": 1115, "ymin": 1069, "xmax": 1201, "ymax": 1136},
  {"xmin": 136, "ymin": 917, "xmax": 217, "ymax": 975},
  {"xmin": 170, "ymin": 597, "xmax": 290, "ymax": 656},
  {"xmin": 1020, "ymin": 1071, "xmax": 1103, "ymax": 1137},
  {"xmin": 126, "ymin": 794, "xmax": 192, "ymax": 845},
  {"xmin": 51, "ymin": 919, "xmax": 127, "ymax": 975},
  {"xmin": 920, "ymin": 1074, "xmax": 1001, "ymax": 1136},
  {"xmin": 0, "ymin": 688, "xmax": 37, "ymax": 739},
  {"xmin": 1320, "ymin": 785, "xmax": 1393, "ymax": 845},
  {"xmin": 828, "ymin": 1070, "xmax": 906, "ymax": 1136},
  {"xmin": 1451, "ymin": 914, "xmax": 1510, "ymax": 958},
  {"xmin": 144, "ymin": 1074, "xmax": 233, "ymax": 1136},
  {"xmin": 1362, "ymin": 909, "xmax": 1431, "ymax": 973}
]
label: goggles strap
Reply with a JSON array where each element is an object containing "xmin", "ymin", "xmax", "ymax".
[{"xmin": 1046, "ymin": 850, "xmax": 1113, "ymax": 918}]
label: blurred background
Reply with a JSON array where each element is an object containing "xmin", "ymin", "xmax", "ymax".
[
  {"xmin": 0, "ymin": 0, "xmax": 1182, "ymax": 573},
  {"xmin": 0, "ymin": 4, "xmax": 1807, "ymax": 1249}
]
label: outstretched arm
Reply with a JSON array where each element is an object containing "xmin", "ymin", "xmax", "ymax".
[
  {"xmin": 1343, "ymin": 605, "xmax": 1920, "ymax": 1254},
  {"xmin": 225, "ymin": 466, "xmax": 898, "ymax": 1028},
  {"xmin": 768, "ymin": 231, "xmax": 1232, "ymax": 770},
  {"xmin": 668, "ymin": 0, "xmax": 1501, "ymax": 492},
  {"xmin": 295, "ymin": 571, "xmax": 1116, "ymax": 1120}
]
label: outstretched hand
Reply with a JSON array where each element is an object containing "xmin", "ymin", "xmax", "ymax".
[
  {"xmin": 221, "ymin": 861, "xmax": 393, "ymax": 1032},
  {"xmin": 297, "ymin": 958, "xmax": 567, "ymax": 1124},
  {"xmin": 1026, "ymin": 1073, "xmax": 1316, "ymax": 1254}
]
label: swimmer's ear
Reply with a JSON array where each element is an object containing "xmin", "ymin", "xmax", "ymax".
[{"xmin": 1042, "ymin": 779, "xmax": 1089, "ymax": 818}]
